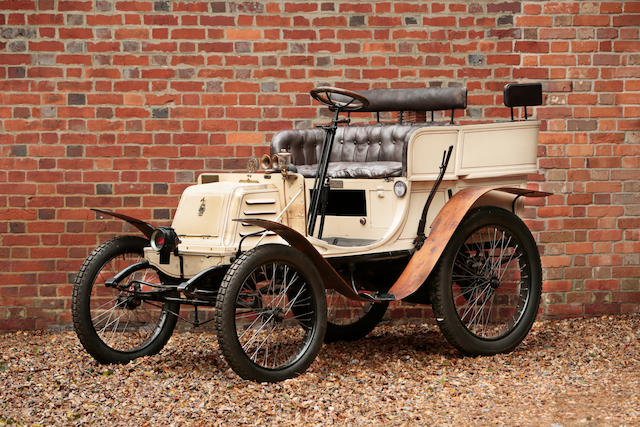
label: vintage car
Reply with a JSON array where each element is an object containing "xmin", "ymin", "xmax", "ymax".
[{"xmin": 72, "ymin": 83, "xmax": 549, "ymax": 382}]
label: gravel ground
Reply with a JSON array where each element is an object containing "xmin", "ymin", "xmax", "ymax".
[{"xmin": 1, "ymin": 315, "xmax": 639, "ymax": 426}]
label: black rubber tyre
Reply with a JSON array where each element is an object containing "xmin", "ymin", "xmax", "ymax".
[
  {"xmin": 325, "ymin": 290, "xmax": 388, "ymax": 342},
  {"xmin": 430, "ymin": 207, "xmax": 542, "ymax": 355},
  {"xmin": 215, "ymin": 244, "xmax": 326, "ymax": 382},
  {"xmin": 72, "ymin": 236, "xmax": 179, "ymax": 364}
]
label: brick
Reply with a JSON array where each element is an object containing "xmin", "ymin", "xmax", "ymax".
[
  {"xmin": 543, "ymin": 280, "xmax": 572, "ymax": 292},
  {"xmin": 585, "ymin": 280, "xmax": 619, "ymax": 291},
  {"xmin": 541, "ymin": 256, "xmax": 571, "ymax": 267},
  {"xmin": 574, "ymin": 15, "xmax": 610, "ymax": 26},
  {"xmin": 546, "ymin": 304, "xmax": 583, "ymax": 317},
  {"xmin": 226, "ymin": 29, "xmax": 261, "ymax": 40},
  {"xmin": 0, "ymin": 54, "xmax": 31, "ymax": 65},
  {"xmin": 612, "ymin": 15, "xmax": 640, "ymax": 26},
  {"xmin": 515, "ymin": 41, "xmax": 549, "ymax": 53},
  {"xmin": 171, "ymin": 28, "xmax": 206, "ymax": 39},
  {"xmin": 114, "ymin": 28, "xmax": 149, "ymax": 39},
  {"xmin": 614, "ymin": 41, "xmax": 640, "ymax": 52},
  {"xmin": 59, "ymin": 1, "xmax": 91, "ymax": 11},
  {"xmin": 585, "ymin": 303, "xmax": 620, "ymax": 315},
  {"xmin": 58, "ymin": 28, "xmax": 92, "ymax": 39},
  {"xmin": 487, "ymin": 1, "xmax": 520, "ymax": 13},
  {"xmin": 516, "ymin": 15, "xmax": 553, "ymax": 27}
]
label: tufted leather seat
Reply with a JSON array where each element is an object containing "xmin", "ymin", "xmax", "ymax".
[
  {"xmin": 271, "ymin": 124, "xmax": 426, "ymax": 178},
  {"xmin": 270, "ymin": 85, "xmax": 468, "ymax": 178}
]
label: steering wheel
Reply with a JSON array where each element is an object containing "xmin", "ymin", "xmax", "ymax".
[{"xmin": 310, "ymin": 86, "xmax": 369, "ymax": 111}]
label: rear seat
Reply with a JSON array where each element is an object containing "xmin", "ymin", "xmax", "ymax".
[{"xmin": 270, "ymin": 86, "xmax": 467, "ymax": 179}]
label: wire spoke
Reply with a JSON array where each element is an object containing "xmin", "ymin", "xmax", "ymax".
[
  {"xmin": 89, "ymin": 250, "xmax": 168, "ymax": 353},
  {"xmin": 234, "ymin": 260, "xmax": 316, "ymax": 371},
  {"xmin": 452, "ymin": 225, "xmax": 530, "ymax": 340}
]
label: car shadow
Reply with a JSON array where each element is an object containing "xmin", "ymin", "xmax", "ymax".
[{"xmin": 122, "ymin": 320, "xmax": 559, "ymax": 379}]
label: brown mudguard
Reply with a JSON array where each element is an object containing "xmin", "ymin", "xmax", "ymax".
[
  {"xmin": 387, "ymin": 186, "xmax": 550, "ymax": 299},
  {"xmin": 91, "ymin": 208, "xmax": 155, "ymax": 239},
  {"xmin": 237, "ymin": 219, "xmax": 370, "ymax": 301},
  {"xmin": 240, "ymin": 186, "xmax": 550, "ymax": 302}
]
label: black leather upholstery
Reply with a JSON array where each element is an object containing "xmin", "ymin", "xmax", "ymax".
[
  {"xmin": 271, "ymin": 125, "xmax": 423, "ymax": 178},
  {"xmin": 328, "ymin": 86, "xmax": 467, "ymax": 113},
  {"xmin": 296, "ymin": 161, "xmax": 403, "ymax": 179},
  {"xmin": 503, "ymin": 83, "xmax": 542, "ymax": 107},
  {"xmin": 273, "ymin": 85, "xmax": 468, "ymax": 178}
]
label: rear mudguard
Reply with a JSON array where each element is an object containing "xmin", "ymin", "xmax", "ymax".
[
  {"xmin": 241, "ymin": 186, "xmax": 551, "ymax": 302},
  {"xmin": 91, "ymin": 208, "xmax": 155, "ymax": 239},
  {"xmin": 387, "ymin": 186, "xmax": 550, "ymax": 300}
]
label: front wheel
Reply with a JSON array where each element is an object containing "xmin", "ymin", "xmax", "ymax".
[
  {"xmin": 430, "ymin": 207, "xmax": 542, "ymax": 355},
  {"xmin": 72, "ymin": 236, "xmax": 179, "ymax": 364},
  {"xmin": 215, "ymin": 244, "xmax": 327, "ymax": 382}
]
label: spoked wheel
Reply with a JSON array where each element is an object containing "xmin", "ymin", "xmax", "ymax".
[
  {"xmin": 325, "ymin": 290, "xmax": 388, "ymax": 342},
  {"xmin": 430, "ymin": 207, "xmax": 542, "ymax": 355},
  {"xmin": 72, "ymin": 236, "xmax": 179, "ymax": 364},
  {"xmin": 215, "ymin": 244, "xmax": 326, "ymax": 382}
]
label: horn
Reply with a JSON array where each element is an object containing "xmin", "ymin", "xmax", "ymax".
[{"xmin": 260, "ymin": 154, "xmax": 272, "ymax": 170}]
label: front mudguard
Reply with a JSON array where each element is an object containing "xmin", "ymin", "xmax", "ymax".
[
  {"xmin": 237, "ymin": 218, "xmax": 370, "ymax": 302},
  {"xmin": 91, "ymin": 208, "xmax": 155, "ymax": 239}
]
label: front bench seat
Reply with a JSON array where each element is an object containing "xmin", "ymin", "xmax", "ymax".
[{"xmin": 271, "ymin": 124, "xmax": 421, "ymax": 178}]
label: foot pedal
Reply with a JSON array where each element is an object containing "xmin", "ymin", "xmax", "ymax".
[
  {"xmin": 357, "ymin": 292, "xmax": 396, "ymax": 302},
  {"xmin": 374, "ymin": 293, "xmax": 396, "ymax": 301}
]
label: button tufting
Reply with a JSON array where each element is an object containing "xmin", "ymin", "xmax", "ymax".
[{"xmin": 270, "ymin": 125, "xmax": 417, "ymax": 178}]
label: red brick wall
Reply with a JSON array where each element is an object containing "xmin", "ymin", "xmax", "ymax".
[{"xmin": 0, "ymin": 1, "xmax": 638, "ymax": 329}]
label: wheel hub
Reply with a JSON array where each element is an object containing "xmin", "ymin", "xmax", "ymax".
[
  {"xmin": 271, "ymin": 307, "xmax": 285, "ymax": 323},
  {"xmin": 117, "ymin": 293, "xmax": 141, "ymax": 310}
]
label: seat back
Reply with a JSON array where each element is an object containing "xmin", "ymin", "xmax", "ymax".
[
  {"xmin": 503, "ymin": 83, "xmax": 542, "ymax": 108},
  {"xmin": 270, "ymin": 124, "xmax": 420, "ymax": 166},
  {"xmin": 358, "ymin": 86, "xmax": 467, "ymax": 113},
  {"xmin": 503, "ymin": 82, "xmax": 542, "ymax": 121}
]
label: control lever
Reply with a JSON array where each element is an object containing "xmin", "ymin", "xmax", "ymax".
[{"xmin": 413, "ymin": 145, "xmax": 454, "ymax": 249}]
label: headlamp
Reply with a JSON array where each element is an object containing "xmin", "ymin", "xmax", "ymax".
[{"xmin": 150, "ymin": 226, "xmax": 180, "ymax": 263}]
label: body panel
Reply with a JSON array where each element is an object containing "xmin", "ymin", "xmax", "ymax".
[
  {"xmin": 407, "ymin": 120, "xmax": 539, "ymax": 181},
  {"xmin": 134, "ymin": 120, "xmax": 544, "ymax": 280},
  {"xmin": 238, "ymin": 186, "xmax": 550, "ymax": 302}
]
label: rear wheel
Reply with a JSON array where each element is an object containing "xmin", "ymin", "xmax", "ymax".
[
  {"xmin": 430, "ymin": 207, "xmax": 542, "ymax": 355},
  {"xmin": 324, "ymin": 290, "xmax": 388, "ymax": 342},
  {"xmin": 215, "ymin": 244, "xmax": 326, "ymax": 382},
  {"xmin": 72, "ymin": 236, "xmax": 179, "ymax": 364}
]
